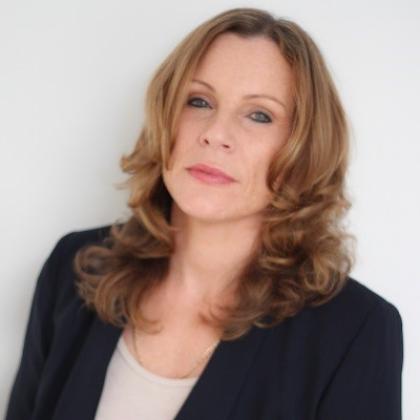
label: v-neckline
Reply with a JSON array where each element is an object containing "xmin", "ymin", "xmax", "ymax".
[{"xmin": 51, "ymin": 315, "xmax": 268, "ymax": 420}]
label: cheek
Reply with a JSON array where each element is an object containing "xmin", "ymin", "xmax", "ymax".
[
  {"xmin": 244, "ymin": 149, "xmax": 274, "ymax": 191},
  {"xmin": 169, "ymin": 123, "xmax": 200, "ymax": 165}
]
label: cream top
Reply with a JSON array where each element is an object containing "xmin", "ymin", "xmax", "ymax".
[{"xmin": 94, "ymin": 335, "xmax": 199, "ymax": 420}]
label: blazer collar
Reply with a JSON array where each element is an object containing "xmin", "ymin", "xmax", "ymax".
[{"xmin": 52, "ymin": 316, "xmax": 268, "ymax": 420}]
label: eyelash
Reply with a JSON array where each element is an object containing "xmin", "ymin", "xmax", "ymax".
[{"xmin": 186, "ymin": 97, "xmax": 273, "ymax": 124}]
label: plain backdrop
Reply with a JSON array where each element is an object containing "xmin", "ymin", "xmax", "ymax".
[{"xmin": 1, "ymin": 0, "xmax": 419, "ymax": 418}]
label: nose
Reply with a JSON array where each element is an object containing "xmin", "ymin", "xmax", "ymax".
[{"xmin": 198, "ymin": 113, "xmax": 235, "ymax": 151}]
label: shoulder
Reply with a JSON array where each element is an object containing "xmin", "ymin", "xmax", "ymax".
[
  {"xmin": 310, "ymin": 276, "xmax": 403, "ymax": 331},
  {"xmin": 270, "ymin": 276, "xmax": 403, "ymax": 361},
  {"xmin": 37, "ymin": 224, "xmax": 114, "ymax": 316},
  {"xmin": 57, "ymin": 223, "xmax": 113, "ymax": 255},
  {"xmin": 333, "ymin": 277, "xmax": 403, "ymax": 354},
  {"xmin": 269, "ymin": 275, "xmax": 403, "ymax": 331},
  {"xmin": 45, "ymin": 223, "xmax": 113, "ymax": 284},
  {"xmin": 53, "ymin": 223, "xmax": 113, "ymax": 264}
]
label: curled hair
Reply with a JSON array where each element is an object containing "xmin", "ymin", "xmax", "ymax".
[{"xmin": 74, "ymin": 7, "xmax": 356, "ymax": 341}]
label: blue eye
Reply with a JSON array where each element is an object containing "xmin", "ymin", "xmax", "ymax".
[
  {"xmin": 187, "ymin": 97, "xmax": 272, "ymax": 124},
  {"xmin": 250, "ymin": 111, "xmax": 272, "ymax": 124},
  {"xmin": 187, "ymin": 97, "xmax": 210, "ymax": 108}
]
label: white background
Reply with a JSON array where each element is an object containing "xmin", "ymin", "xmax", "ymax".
[{"xmin": 1, "ymin": 0, "xmax": 418, "ymax": 418}]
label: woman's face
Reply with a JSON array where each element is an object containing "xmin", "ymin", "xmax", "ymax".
[{"xmin": 162, "ymin": 32, "xmax": 294, "ymax": 224}]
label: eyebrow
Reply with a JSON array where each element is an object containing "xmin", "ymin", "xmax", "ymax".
[{"xmin": 191, "ymin": 79, "xmax": 287, "ymax": 111}]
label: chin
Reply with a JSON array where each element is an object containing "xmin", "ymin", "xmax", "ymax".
[{"xmin": 171, "ymin": 198, "xmax": 239, "ymax": 223}]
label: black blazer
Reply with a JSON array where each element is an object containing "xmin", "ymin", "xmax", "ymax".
[{"xmin": 5, "ymin": 225, "xmax": 404, "ymax": 420}]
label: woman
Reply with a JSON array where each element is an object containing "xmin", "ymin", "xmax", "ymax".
[{"xmin": 6, "ymin": 7, "xmax": 403, "ymax": 420}]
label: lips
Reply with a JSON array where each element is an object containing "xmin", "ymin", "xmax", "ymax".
[
  {"xmin": 188, "ymin": 163, "xmax": 235, "ymax": 181},
  {"xmin": 187, "ymin": 163, "xmax": 236, "ymax": 183}
]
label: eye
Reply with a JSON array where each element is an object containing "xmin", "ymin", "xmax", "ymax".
[
  {"xmin": 250, "ymin": 111, "xmax": 272, "ymax": 124},
  {"xmin": 187, "ymin": 97, "xmax": 211, "ymax": 108}
]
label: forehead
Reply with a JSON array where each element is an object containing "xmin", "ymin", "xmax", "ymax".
[{"xmin": 192, "ymin": 33, "xmax": 294, "ymax": 108}]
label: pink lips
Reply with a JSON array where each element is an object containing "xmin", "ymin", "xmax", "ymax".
[{"xmin": 187, "ymin": 163, "xmax": 236, "ymax": 185}]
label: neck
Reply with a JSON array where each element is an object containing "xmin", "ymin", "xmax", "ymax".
[{"xmin": 165, "ymin": 202, "xmax": 262, "ymax": 307}]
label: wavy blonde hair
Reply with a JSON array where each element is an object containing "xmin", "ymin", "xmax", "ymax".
[{"xmin": 74, "ymin": 7, "xmax": 356, "ymax": 341}]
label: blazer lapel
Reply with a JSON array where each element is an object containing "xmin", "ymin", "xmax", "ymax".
[
  {"xmin": 175, "ymin": 324, "xmax": 268, "ymax": 420},
  {"xmin": 52, "ymin": 316, "xmax": 123, "ymax": 420},
  {"xmin": 52, "ymin": 315, "xmax": 268, "ymax": 420}
]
